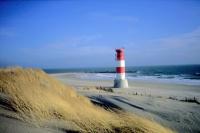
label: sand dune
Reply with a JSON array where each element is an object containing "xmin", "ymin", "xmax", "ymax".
[{"xmin": 0, "ymin": 67, "xmax": 173, "ymax": 133}]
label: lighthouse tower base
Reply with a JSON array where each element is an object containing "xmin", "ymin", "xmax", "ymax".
[{"xmin": 114, "ymin": 79, "xmax": 128, "ymax": 88}]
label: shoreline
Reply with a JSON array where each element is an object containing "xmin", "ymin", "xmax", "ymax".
[{"xmin": 49, "ymin": 72, "xmax": 200, "ymax": 86}]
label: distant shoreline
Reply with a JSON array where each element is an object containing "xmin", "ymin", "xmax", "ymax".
[{"xmin": 49, "ymin": 71, "xmax": 200, "ymax": 86}]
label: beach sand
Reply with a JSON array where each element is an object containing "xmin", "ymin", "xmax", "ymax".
[
  {"xmin": 52, "ymin": 73, "xmax": 200, "ymax": 133},
  {"xmin": 0, "ymin": 68, "xmax": 174, "ymax": 133}
]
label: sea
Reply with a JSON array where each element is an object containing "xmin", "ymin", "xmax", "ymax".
[{"xmin": 44, "ymin": 65, "xmax": 200, "ymax": 86}]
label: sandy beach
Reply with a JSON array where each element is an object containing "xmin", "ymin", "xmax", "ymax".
[
  {"xmin": 0, "ymin": 68, "xmax": 175, "ymax": 133},
  {"xmin": 52, "ymin": 73, "xmax": 200, "ymax": 133}
]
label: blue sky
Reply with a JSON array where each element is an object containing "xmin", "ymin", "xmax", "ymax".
[{"xmin": 0, "ymin": 0, "xmax": 200, "ymax": 68}]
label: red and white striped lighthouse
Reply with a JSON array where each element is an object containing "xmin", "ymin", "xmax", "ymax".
[{"xmin": 114, "ymin": 48, "xmax": 128, "ymax": 88}]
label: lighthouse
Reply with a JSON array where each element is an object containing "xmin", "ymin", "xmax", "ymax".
[{"xmin": 114, "ymin": 48, "xmax": 129, "ymax": 88}]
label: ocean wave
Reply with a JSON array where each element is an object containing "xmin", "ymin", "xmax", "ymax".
[{"xmin": 45, "ymin": 65, "xmax": 200, "ymax": 85}]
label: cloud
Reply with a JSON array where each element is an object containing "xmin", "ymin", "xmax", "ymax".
[
  {"xmin": 125, "ymin": 26, "xmax": 200, "ymax": 65},
  {"xmin": 156, "ymin": 26, "xmax": 200, "ymax": 48},
  {"xmin": 18, "ymin": 26, "xmax": 200, "ymax": 67},
  {"xmin": 20, "ymin": 34, "xmax": 104, "ymax": 56},
  {"xmin": 18, "ymin": 34, "xmax": 115, "ymax": 67},
  {"xmin": 2, "ymin": 25, "xmax": 200, "ymax": 67}
]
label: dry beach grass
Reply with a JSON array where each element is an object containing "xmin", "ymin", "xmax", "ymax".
[{"xmin": 0, "ymin": 67, "xmax": 174, "ymax": 133}]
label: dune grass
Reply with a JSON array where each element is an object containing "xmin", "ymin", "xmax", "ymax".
[{"xmin": 0, "ymin": 67, "xmax": 174, "ymax": 133}]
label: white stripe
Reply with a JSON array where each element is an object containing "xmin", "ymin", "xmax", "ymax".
[
  {"xmin": 117, "ymin": 60, "xmax": 125, "ymax": 67},
  {"xmin": 116, "ymin": 73, "xmax": 125, "ymax": 79}
]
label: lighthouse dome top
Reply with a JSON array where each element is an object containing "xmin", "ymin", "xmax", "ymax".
[{"xmin": 116, "ymin": 48, "xmax": 124, "ymax": 53}]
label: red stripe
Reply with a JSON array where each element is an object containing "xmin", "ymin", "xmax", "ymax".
[
  {"xmin": 117, "ymin": 55, "xmax": 124, "ymax": 60},
  {"xmin": 116, "ymin": 53, "xmax": 124, "ymax": 60},
  {"xmin": 116, "ymin": 67, "xmax": 125, "ymax": 73}
]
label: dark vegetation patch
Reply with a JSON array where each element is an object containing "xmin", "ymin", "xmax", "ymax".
[
  {"xmin": 169, "ymin": 96, "xmax": 200, "ymax": 105},
  {"xmin": 95, "ymin": 86, "xmax": 114, "ymax": 93}
]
